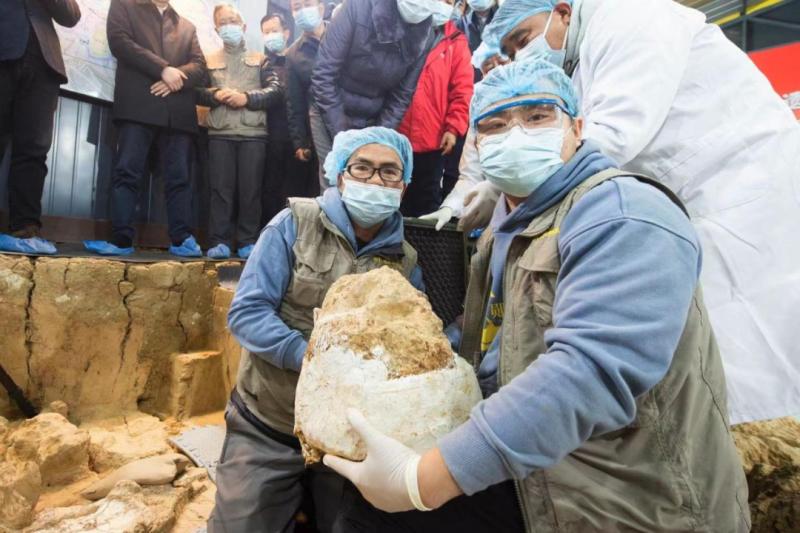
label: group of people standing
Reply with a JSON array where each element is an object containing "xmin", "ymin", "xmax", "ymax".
[{"xmin": 0, "ymin": 0, "xmax": 496, "ymax": 258}]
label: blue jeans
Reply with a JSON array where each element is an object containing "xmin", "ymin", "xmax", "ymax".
[{"xmin": 110, "ymin": 121, "xmax": 193, "ymax": 248}]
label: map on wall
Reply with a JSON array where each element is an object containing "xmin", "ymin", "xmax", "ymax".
[{"xmin": 55, "ymin": 0, "xmax": 266, "ymax": 102}]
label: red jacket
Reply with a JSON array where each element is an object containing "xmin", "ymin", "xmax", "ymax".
[{"xmin": 398, "ymin": 22, "xmax": 474, "ymax": 153}]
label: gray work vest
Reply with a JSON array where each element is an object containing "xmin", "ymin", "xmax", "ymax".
[
  {"xmin": 460, "ymin": 169, "xmax": 750, "ymax": 532},
  {"xmin": 206, "ymin": 47, "xmax": 267, "ymax": 138},
  {"xmin": 236, "ymin": 198, "xmax": 418, "ymax": 435}
]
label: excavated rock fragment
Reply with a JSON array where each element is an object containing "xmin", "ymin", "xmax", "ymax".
[
  {"xmin": 7, "ymin": 413, "xmax": 89, "ymax": 486},
  {"xmin": 26, "ymin": 479, "xmax": 186, "ymax": 533},
  {"xmin": 294, "ymin": 267, "xmax": 481, "ymax": 463},
  {"xmin": 0, "ymin": 460, "xmax": 41, "ymax": 530},
  {"xmin": 81, "ymin": 453, "xmax": 191, "ymax": 501},
  {"xmin": 732, "ymin": 417, "xmax": 800, "ymax": 532}
]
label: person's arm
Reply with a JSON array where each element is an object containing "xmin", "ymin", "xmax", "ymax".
[
  {"xmin": 246, "ymin": 59, "xmax": 285, "ymax": 111},
  {"xmin": 579, "ymin": 0, "xmax": 695, "ymax": 166},
  {"xmin": 376, "ymin": 41, "xmax": 428, "ymax": 130},
  {"xmin": 311, "ymin": 0, "xmax": 358, "ymax": 136},
  {"xmin": 442, "ymin": 35, "xmax": 473, "ymax": 138},
  {"xmin": 409, "ymin": 265, "xmax": 425, "ymax": 293},
  {"xmin": 287, "ymin": 61, "xmax": 312, "ymax": 150},
  {"xmin": 228, "ymin": 210, "xmax": 308, "ymax": 372},
  {"xmin": 436, "ymin": 178, "xmax": 701, "ymax": 497},
  {"xmin": 43, "ymin": 0, "xmax": 81, "ymax": 27},
  {"xmin": 106, "ymin": 0, "xmax": 168, "ymax": 79},
  {"xmin": 440, "ymin": 129, "xmax": 482, "ymax": 215},
  {"xmin": 175, "ymin": 29, "xmax": 206, "ymax": 89}
]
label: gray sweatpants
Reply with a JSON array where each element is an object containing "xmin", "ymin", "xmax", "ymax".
[{"xmin": 208, "ymin": 403, "xmax": 344, "ymax": 533}]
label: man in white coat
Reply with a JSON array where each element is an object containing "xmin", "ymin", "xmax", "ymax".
[{"xmin": 426, "ymin": 0, "xmax": 800, "ymax": 424}]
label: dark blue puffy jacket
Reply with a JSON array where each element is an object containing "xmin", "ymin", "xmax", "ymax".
[{"xmin": 310, "ymin": 0, "xmax": 432, "ymax": 137}]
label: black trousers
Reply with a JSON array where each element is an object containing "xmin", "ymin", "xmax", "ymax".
[
  {"xmin": 208, "ymin": 137, "xmax": 267, "ymax": 248},
  {"xmin": 212, "ymin": 393, "xmax": 525, "ymax": 533},
  {"xmin": 401, "ymin": 150, "xmax": 444, "ymax": 217},
  {"xmin": 262, "ymin": 139, "xmax": 318, "ymax": 226},
  {"xmin": 110, "ymin": 121, "xmax": 194, "ymax": 248},
  {"xmin": 0, "ymin": 32, "xmax": 60, "ymax": 233}
]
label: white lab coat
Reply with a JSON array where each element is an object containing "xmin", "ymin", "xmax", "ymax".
[{"xmin": 574, "ymin": 0, "xmax": 800, "ymax": 423}]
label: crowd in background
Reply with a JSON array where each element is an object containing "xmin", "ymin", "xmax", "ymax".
[{"xmin": 0, "ymin": 0, "xmax": 503, "ymax": 258}]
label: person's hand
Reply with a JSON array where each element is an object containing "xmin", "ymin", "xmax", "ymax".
[
  {"xmin": 440, "ymin": 132, "xmax": 457, "ymax": 156},
  {"xmin": 213, "ymin": 88, "xmax": 234, "ymax": 104},
  {"xmin": 458, "ymin": 181, "xmax": 500, "ymax": 232},
  {"xmin": 295, "ymin": 148, "xmax": 312, "ymax": 162},
  {"xmin": 223, "ymin": 91, "xmax": 248, "ymax": 109},
  {"xmin": 150, "ymin": 80, "xmax": 172, "ymax": 97},
  {"xmin": 161, "ymin": 66, "xmax": 187, "ymax": 92},
  {"xmin": 323, "ymin": 409, "xmax": 428, "ymax": 513},
  {"xmin": 419, "ymin": 206, "xmax": 453, "ymax": 231}
]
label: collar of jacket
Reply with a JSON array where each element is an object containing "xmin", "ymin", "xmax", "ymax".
[{"xmin": 135, "ymin": 0, "xmax": 178, "ymax": 22}]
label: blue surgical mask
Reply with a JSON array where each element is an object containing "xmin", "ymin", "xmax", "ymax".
[
  {"xmin": 218, "ymin": 24, "xmax": 244, "ymax": 47},
  {"xmin": 431, "ymin": 1, "xmax": 455, "ymax": 26},
  {"xmin": 515, "ymin": 10, "xmax": 567, "ymax": 67},
  {"xmin": 294, "ymin": 6, "xmax": 322, "ymax": 32},
  {"xmin": 341, "ymin": 180, "xmax": 403, "ymax": 228},
  {"xmin": 397, "ymin": 0, "xmax": 432, "ymax": 24},
  {"xmin": 477, "ymin": 126, "xmax": 565, "ymax": 197},
  {"xmin": 263, "ymin": 32, "xmax": 286, "ymax": 53},
  {"xmin": 467, "ymin": 0, "xmax": 493, "ymax": 12}
]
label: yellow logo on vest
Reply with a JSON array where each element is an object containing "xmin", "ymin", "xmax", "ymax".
[{"xmin": 480, "ymin": 291, "xmax": 504, "ymax": 352}]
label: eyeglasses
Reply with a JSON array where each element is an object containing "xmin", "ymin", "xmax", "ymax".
[
  {"xmin": 345, "ymin": 163, "xmax": 404, "ymax": 183},
  {"xmin": 475, "ymin": 98, "xmax": 573, "ymax": 139}
]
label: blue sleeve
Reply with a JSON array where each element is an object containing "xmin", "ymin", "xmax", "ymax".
[
  {"xmin": 410, "ymin": 264, "xmax": 425, "ymax": 292},
  {"xmin": 227, "ymin": 209, "xmax": 308, "ymax": 372},
  {"xmin": 438, "ymin": 178, "xmax": 701, "ymax": 495}
]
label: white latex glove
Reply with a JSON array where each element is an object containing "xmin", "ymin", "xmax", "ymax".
[
  {"xmin": 418, "ymin": 206, "xmax": 453, "ymax": 231},
  {"xmin": 323, "ymin": 409, "xmax": 430, "ymax": 513},
  {"xmin": 458, "ymin": 181, "xmax": 500, "ymax": 232}
]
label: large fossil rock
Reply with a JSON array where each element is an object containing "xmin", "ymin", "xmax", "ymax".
[
  {"xmin": 294, "ymin": 267, "xmax": 481, "ymax": 463},
  {"xmin": 6, "ymin": 413, "xmax": 90, "ymax": 487}
]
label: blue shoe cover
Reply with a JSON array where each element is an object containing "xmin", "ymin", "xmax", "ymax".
[
  {"xmin": 170, "ymin": 235, "xmax": 202, "ymax": 257},
  {"xmin": 237, "ymin": 244, "xmax": 254, "ymax": 259},
  {"xmin": 0, "ymin": 234, "xmax": 58, "ymax": 255},
  {"xmin": 207, "ymin": 243, "xmax": 231, "ymax": 259},
  {"xmin": 83, "ymin": 240, "xmax": 134, "ymax": 256}
]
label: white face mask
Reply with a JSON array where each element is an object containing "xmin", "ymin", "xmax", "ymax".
[
  {"xmin": 515, "ymin": 10, "xmax": 568, "ymax": 67},
  {"xmin": 341, "ymin": 181, "xmax": 403, "ymax": 228},
  {"xmin": 478, "ymin": 126, "xmax": 566, "ymax": 197},
  {"xmin": 397, "ymin": 0, "xmax": 435, "ymax": 24}
]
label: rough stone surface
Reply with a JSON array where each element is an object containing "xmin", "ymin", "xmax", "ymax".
[
  {"xmin": 24, "ymin": 479, "xmax": 190, "ymax": 533},
  {"xmin": 0, "ymin": 257, "xmax": 226, "ymax": 421},
  {"xmin": 81, "ymin": 453, "xmax": 190, "ymax": 500},
  {"xmin": 7, "ymin": 413, "xmax": 90, "ymax": 486},
  {"xmin": 733, "ymin": 417, "xmax": 800, "ymax": 532},
  {"xmin": 163, "ymin": 351, "xmax": 228, "ymax": 420},
  {"xmin": 0, "ymin": 255, "xmax": 34, "ymax": 419},
  {"xmin": 0, "ymin": 460, "xmax": 41, "ymax": 530},
  {"xmin": 83, "ymin": 412, "xmax": 172, "ymax": 473},
  {"xmin": 295, "ymin": 267, "xmax": 481, "ymax": 463},
  {"xmin": 212, "ymin": 286, "xmax": 242, "ymax": 394}
]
